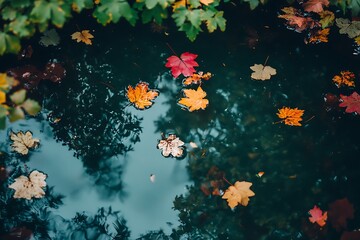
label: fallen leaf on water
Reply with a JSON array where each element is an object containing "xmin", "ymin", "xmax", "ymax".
[
  {"xmin": 39, "ymin": 29, "xmax": 60, "ymax": 47},
  {"xmin": 339, "ymin": 92, "xmax": 360, "ymax": 114},
  {"xmin": 250, "ymin": 64, "xmax": 276, "ymax": 80},
  {"xmin": 157, "ymin": 134, "xmax": 185, "ymax": 158},
  {"xmin": 126, "ymin": 82, "xmax": 159, "ymax": 110},
  {"xmin": 71, "ymin": 30, "xmax": 94, "ymax": 45},
  {"xmin": 306, "ymin": 28, "xmax": 330, "ymax": 44},
  {"xmin": 336, "ymin": 18, "xmax": 360, "ymax": 39},
  {"xmin": 276, "ymin": 107, "xmax": 304, "ymax": 126},
  {"xmin": 165, "ymin": 52, "xmax": 199, "ymax": 78},
  {"xmin": 183, "ymin": 72, "xmax": 212, "ymax": 86},
  {"xmin": 10, "ymin": 131, "xmax": 40, "ymax": 155},
  {"xmin": 332, "ymin": 71, "xmax": 355, "ymax": 88},
  {"xmin": 319, "ymin": 10, "xmax": 335, "ymax": 28},
  {"xmin": 9, "ymin": 170, "xmax": 47, "ymax": 199},
  {"xmin": 256, "ymin": 171, "xmax": 265, "ymax": 177},
  {"xmin": 303, "ymin": 0, "xmax": 329, "ymax": 13},
  {"xmin": 222, "ymin": 181, "xmax": 255, "ymax": 208},
  {"xmin": 309, "ymin": 205, "xmax": 328, "ymax": 227},
  {"xmin": 278, "ymin": 7, "xmax": 320, "ymax": 33},
  {"xmin": 178, "ymin": 86, "xmax": 209, "ymax": 112}
]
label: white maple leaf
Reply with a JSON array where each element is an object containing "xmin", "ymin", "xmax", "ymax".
[
  {"xmin": 157, "ymin": 134, "xmax": 185, "ymax": 158},
  {"xmin": 10, "ymin": 131, "xmax": 40, "ymax": 155},
  {"xmin": 9, "ymin": 170, "xmax": 47, "ymax": 200}
]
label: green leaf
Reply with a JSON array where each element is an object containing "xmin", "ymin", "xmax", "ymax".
[
  {"xmin": 142, "ymin": 6, "xmax": 168, "ymax": 23},
  {"xmin": 187, "ymin": 9, "xmax": 202, "ymax": 27},
  {"xmin": 8, "ymin": 107, "xmax": 25, "ymax": 122},
  {"xmin": 93, "ymin": 0, "xmax": 138, "ymax": 26},
  {"xmin": 180, "ymin": 22, "xmax": 200, "ymax": 41},
  {"xmin": 10, "ymin": 0, "xmax": 31, "ymax": 8},
  {"xmin": 188, "ymin": 0, "xmax": 201, "ymax": 8},
  {"xmin": 0, "ymin": 32, "xmax": 21, "ymax": 55},
  {"xmin": 30, "ymin": 0, "xmax": 52, "ymax": 23},
  {"xmin": 72, "ymin": 0, "xmax": 94, "ymax": 12},
  {"xmin": 2, "ymin": 6, "xmax": 17, "ymax": 21},
  {"xmin": 172, "ymin": 7, "xmax": 188, "ymax": 26},
  {"xmin": 21, "ymin": 99, "xmax": 41, "ymax": 116},
  {"xmin": 0, "ymin": 116, "xmax": 5, "ymax": 129},
  {"xmin": 10, "ymin": 89, "xmax": 26, "ymax": 105},
  {"xmin": 8, "ymin": 15, "xmax": 35, "ymax": 37},
  {"xmin": 205, "ymin": 11, "xmax": 226, "ymax": 32},
  {"xmin": 349, "ymin": 0, "xmax": 360, "ymax": 16},
  {"xmin": 30, "ymin": 0, "xmax": 69, "ymax": 27},
  {"xmin": 244, "ymin": 0, "xmax": 259, "ymax": 10}
]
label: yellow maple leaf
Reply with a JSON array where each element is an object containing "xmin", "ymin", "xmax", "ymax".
[
  {"xmin": 250, "ymin": 64, "xmax": 276, "ymax": 80},
  {"xmin": 276, "ymin": 107, "xmax": 304, "ymax": 126},
  {"xmin": 71, "ymin": 30, "xmax": 94, "ymax": 45},
  {"xmin": 183, "ymin": 71, "xmax": 212, "ymax": 85},
  {"xmin": 178, "ymin": 86, "xmax": 209, "ymax": 112},
  {"xmin": 222, "ymin": 181, "xmax": 255, "ymax": 208},
  {"xmin": 332, "ymin": 70, "xmax": 355, "ymax": 88},
  {"xmin": 126, "ymin": 82, "xmax": 159, "ymax": 110}
]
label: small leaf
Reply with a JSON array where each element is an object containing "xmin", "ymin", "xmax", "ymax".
[
  {"xmin": 332, "ymin": 71, "xmax": 355, "ymax": 88},
  {"xmin": 39, "ymin": 29, "xmax": 60, "ymax": 47},
  {"xmin": 157, "ymin": 134, "xmax": 185, "ymax": 158},
  {"xmin": 165, "ymin": 52, "xmax": 199, "ymax": 78},
  {"xmin": 222, "ymin": 181, "xmax": 255, "ymax": 208},
  {"xmin": 10, "ymin": 89, "xmax": 26, "ymax": 105},
  {"xmin": 9, "ymin": 170, "xmax": 47, "ymax": 199},
  {"xmin": 71, "ymin": 30, "xmax": 94, "ymax": 45},
  {"xmin": 126, "ymin": 82, "xmax": 159, "ymax": 109},
  {"xmin": 276, "ymin": 107, "xmax": 304, "ymax": 126},
  {"xmin": 178, "ymin": 86, "xmax": 209, "ymax": 112},
  {"xmin": 339, "ymin": 92, "xmax": 360, "ymax": 114},
  {"xmin": 10, "ymin": 130, "xmax": 40, "ymax": 155},
  {"xmin": 21, "ymin": 99, "xmax": 41, "ymax": 116},
  {"xmin": 309, "ymin": 205, "xmax": 328, "ymax": 227},
  {"xmin": 250, "ymin": 64, "xmax": 276, "ymax": 80}
]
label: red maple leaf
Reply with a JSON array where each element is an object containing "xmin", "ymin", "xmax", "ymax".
[
  {"xmin": 303, "ymin": 0, "xmax": 329, "ymax": 13},
  {"xmin": 328, "ymin": 198, "xmax": 354, "ymax": 231},
  {"xmin": 165, "ymin": 52, "xmax": 199, "ymax": 78},
  {"xmin": 309, "ymin": 205, "xmax": 328, "ymax": 227},
  {"xmin": 339, "ymin": 92, "xmax": 360, "ymax": 114}
]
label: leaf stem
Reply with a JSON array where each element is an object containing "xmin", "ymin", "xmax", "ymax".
[
  {"xmin": 222, "ymin": 176, "xmax": 233, "ymax": 186},
  {"xmin": 263, "ymin": 55, "xmax": 270, "ymax": 68},
  {"xmin": 304, "ymin": 115, "xmax": 315, "ymax": 123}
]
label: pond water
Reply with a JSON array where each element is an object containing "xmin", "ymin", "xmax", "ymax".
[{"xmin": 1, "ymin": 3, "xmax": 360, "ymax": 240}]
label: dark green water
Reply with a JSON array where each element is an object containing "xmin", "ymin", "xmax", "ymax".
[{"xmin": 1, "ymin": 3, "xmax": 360, "ymax": 240}]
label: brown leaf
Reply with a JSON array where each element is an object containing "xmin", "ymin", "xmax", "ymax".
[{"xmin": 71, "ymin": 30, "xmax": 94, "ymax": 45}]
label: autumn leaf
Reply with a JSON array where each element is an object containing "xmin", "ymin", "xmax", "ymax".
[
  {"xmin": 319, "ymin": 10, "xmax": 335, "ymax": 29},
  {"xmin": 178, "ymin": 86, "xmax": 209, "ymax": 112},
  {"xmin": 200, "ymin": 0, "xmax": 214, "ymax": 5},
  {"xmin": 309, "ymin": 205, "xmax": 328, "ymax": 227},
  {"xmin": 278, "ymin": 7, "xmax": 320, "ymax": 33},
  {"xmin": 10, "ymin": 131, "xmax": 40, "ymax": 155},
  {"xmin": 306, "ymin": 28, "xmax": 330, "ymax": 44},
  {"xmin": 165, "ymin": 52, "xmax": 199, "ymax": 78},
  {"xmin": 336, "ymin": 18, "xmax": 360, "ymax": 39},
  {"xmin": 303, "ymin": 0, "xmax": 329, "ymax": 13},
  {"xmin": 339, "ymin": 92, "xmax": 360, "ymax": 114},
  {"xmin": 250, "ymin": 64, "xmax": 276, "ymax": 80},
  {"xmin": 172, "ymin": 0, "xmax": 185, "ymax": 11},
  {"xmin": 71, "ymin": 30, "xmax": 94, "ymax": 45},
  {"xmin": 157, "ymin": 134, "xmax": 185, "ymax": 158},
  {"xmin": 332, "ymin": 71, "xmax": 355, "ymax": 88},
  {"xmin": 126, "ymin": 82, "xmax": 159, "ymax": 110},
  {"xmin": 0, "ymin": 91, "xmax": 5, "ymax": 105},
  {"xmin": 9, "ymin": 170, "xmax": 47, "ymax": 200},
  {"xmin": 222, "ymin": 181, "xmax": 255, "ymax": 208},
  {"xmin": 277, "ymin": 107, "xmax": 304, "ymax": 126},
  {"xmin": 183, "ymin": 71, "xmax": 212, "ymax": 85}
]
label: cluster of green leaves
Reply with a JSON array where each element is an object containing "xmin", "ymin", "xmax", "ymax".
[
  {"xmin": 330, "ymin": 0, "xmax": 360, "ymax": 15},
  {"xmin": 0, "ymin": 73, "xmax": 41, "ymax": 129}
]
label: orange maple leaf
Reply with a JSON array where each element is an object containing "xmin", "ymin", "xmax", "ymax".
[
  {"xmin": 71, "ymin": 30, "xmax": 94, "ymax": 45},
  {"xmin": 332, "ymin": 71, "xmax": 356, "ymax": 88},
  {"xmin": 276, "ymin": 107, "xmax": 304, "ymax": 126},
  {"xmin": 309, "ymin": 205, "xmax": 328, "ymax": 227},
  {"xmin": 183, "ymin": 72, "xmax": 212, "ymax": 86},
  {"xmin": 126, "ymin": 82, "xmax": 159, "ymax": 110},
  {"xmin": 222, "ymin": 181, "xmax": 255, "ymax": 208},
  {"xmin": 178, "ymin": 86, "xmax": 209, "ymax": 112},
  {"xmin": 307, "ymin": 28, "xmax": 330, "ymax": 44}
]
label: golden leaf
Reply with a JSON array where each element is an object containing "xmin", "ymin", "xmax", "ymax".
[
  {"xmin": 319, "ymin": 10, "xmax": 334, "ymax": 28},
  {"xmin": 332, "ymin": 71, "xmax": 355, "ymax": 88},
  {"xmin": 276, "ymin": 107, "xmax": 304, "ymax": 126},
  {"xmin": 172, "ymin": 0, "xmax": 186, "ymax": 11},
  {"xmin": 126, "ymin": 82, "xmax": 159, "ymax": 110},
  {"xmin": 0, "ymin": 91, "xmax": 5, "ymax": 104},
  {"xmin": 10, "ymin": 131, "xmax": 40, "ymax": 155},
  {"xmin": 178, "ymin": 86, "xmax": 209, "ymax": 112},
  {"xmin": 183, "ymin": 71, "xmax": 212, "ymax": 85},
  {"xmin": 250, "ymin": 64, "xmax": 276, "ymax": 80},
  {"xmin": 71, "ymin": 30, "xmax": 94, "ymax": 45},
  {"xmin": 9, "ymin": 170, "xmax": 47, "ymax": 199},
  {"xmin": 222, "ymin": 181, "xmax": 255, "ymax": 208}
]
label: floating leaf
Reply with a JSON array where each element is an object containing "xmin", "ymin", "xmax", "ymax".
[
  {"xmin": 332, "ymin": 71, "xmax": 355, "ymax": 88},
  {"xmin": 9, "ymin": 170, "xmax": 47, "ymax": 200},
  {"xmin": 319, "ymin": 10, "xmax": 334, "ymax": 28},
  {"xmin": 277, "ymin": 107, "xmax": 304, "ymax": 126},
  {"xmin": 309, "ymin": 205, "xmax": 328, "ymax": 227},
  {"xmin": 10, "ymin": 131, "xmax": 40, "ymax": 155},
  {"xmin": 126, "ymin": 82, "xmax": 159, "ymax": 110},
  {"xmin": 222, "ymin": 181, "xmax": 255, "ymax": 208},
  {"xmin": 10, "ymin": 89, "xmax": 26, "ymax": 105},
  {"xmin": 250, "ymin": 64, "xmax": 276, "ymax": 80},
  {"xmin": 157, "ymin": 134, "xmax": 185, "ymax": 158},
  {"xmin": 303, "ymin": 0, "xmax": 329, "ymax": 13},
  {"xmin": 306, "ymin": 28, "xmax": 330, "ymax": 44},
  {"xmin": 183, "ymin": 71, "xmax": 212, "ymax": 86},
  {"xmin": 178, "ymin": 86, "xmax": 209, "ymax": 112},
  {"xmin": 165, "ymin": 52, "xmax": 199, "ymax": 78},
  {"xmin": 278, "ymin": 7, "xmax": 320, "ymax": 33},
  {"xmin": 39, "ymin": 29, "xmax": 60, "ymax": 47},
  {"xmin": 339, "ymin": 92, "xmax": 360, "ymax": 114},
  {"xmin": 336, "ymin": 18, "xmax": 360, "ymax": 38},
  {"xmin": 71, "ymin": 30, "xmax": 94, "ymax": 45},
  {"xmin": 21, "ymin": 99, "xmax": 41, "ymax": 116}
]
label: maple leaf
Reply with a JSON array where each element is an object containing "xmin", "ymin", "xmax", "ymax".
[
  {"xmin": 172, "ymin": 0, "xmax": 185, "ymax": 11},
  {"xmin": 339, "ymin": 92, "xmax": 360, "ymax": 114},
  {"xmin": 157, "ymin": 134, "xmax": 185, "ymax": 158},
  {"xmin": 222, "ymin": 181, "xmax": 255, "ymax": 208},
  {"xmin": 183, "ymin": 71, "xmax": 212, "ymax": 85},
  {"xmin": 278, "ymin": 7, "xmax": 320, "ymax": 33},
  {"xmin": 165, "ymin": 52, "xmax": 199, "ymax": 78},
  {"xmin": 178, "ymin": 86, "xmax": 209, "ymax": 112},
  {"xmin": 250, "ymin": 64, "xmax": 276, "ymax": 80},
  {"xmin": 309, "ymin": 205, "xmax": 328, "ymax": 227},
  {"xmin": 319, "ymin": 10, "xmax": 335, "ymax": 29},
  {"xmin": 332, "ymin": 71, "xmax": 355, "ymax": 88},
  {"xmin": 71, "ymin": 30, "xmax": 94, "ymax": 45},
  {"xmin": 10, "ymin": 131, "xmax": 40, "ymax": 155},
  {"xmin": 328, "ymin": 198, "xmax": 354, "ymax": 231},
  {"xmin": 9, "ymin": 170, "xmax": 47, "ymax": 200},
  {"xmin": 303, "ymin": 0, "xmax": 329, "ymax": 13},
  {"xmin": 336, "ymin": 18, "xmax": 360, "ymax": 38},
  {"xmin": 277, "ymin": 107, "xmax": 304, "ymax": 126},
  {"xmin": 126, "ymin": 82, "xmax": 159, "ymax": 110},
  {"xmin": 306, "ymin": 28, "xmax": 330, "ymax": 44}
]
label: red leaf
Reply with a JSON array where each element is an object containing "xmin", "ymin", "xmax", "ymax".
[
  {"xmin": 308, "ymin": 205, "xmax": 328, "ymax": 227},
  {"xmin": 328, "ymin": 198, "xmax": 354, "ymax": 231},
  {"xmin": 303, "ymin": 0, "xmax": 329, "ymax": 13},
  {"xmin": 165, "ymin": 52, "xmax": 199, "ymax": 78},
  {"xmin": 339, "ymin": 92, "xmax": 360, "ymax": 114}
]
